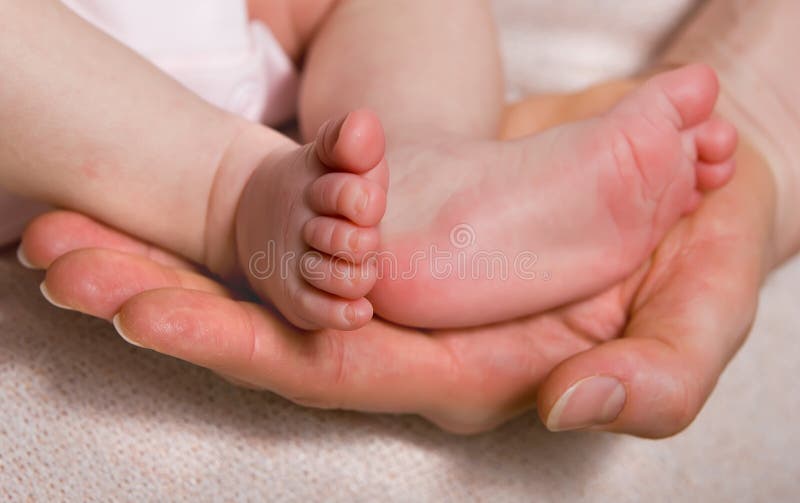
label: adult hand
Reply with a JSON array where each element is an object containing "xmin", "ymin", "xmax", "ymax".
[{"xmin": 20, "ymin": 77, "xmax": 778, "ymax": 437}]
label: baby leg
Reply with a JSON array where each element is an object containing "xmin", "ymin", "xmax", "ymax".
[
  {"xmin": 294, "ymin": 3, "xmax": 737, "ymax": 327},
  {"xmin": 298, "ymin": 0, "xmax": 504, "ymax": 144}
]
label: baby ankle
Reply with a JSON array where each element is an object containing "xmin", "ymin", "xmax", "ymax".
[{"xmin": 204, "ymin": 121, "xmax": 297, "ymax": 277}]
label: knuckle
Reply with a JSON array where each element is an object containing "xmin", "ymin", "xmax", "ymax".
[
  {"xmin": 291, "ymin": 333, "xmax": 348, "ymax": 410},
  {"xmin": 649, "ymin": 371, "xmax": 703, "ymax": 438},
  {"xmin": 424, "ymin": 407, "xmax": 506, "ymax": 436}
]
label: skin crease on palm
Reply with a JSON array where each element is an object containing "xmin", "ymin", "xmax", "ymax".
[{"xmin": 21, "ymin": 0, "xmax": 798, "ymax": 436}]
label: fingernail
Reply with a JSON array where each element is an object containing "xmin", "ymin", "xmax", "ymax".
[
  {"xmin": 39, "ymin": 282, "xmax": 74, "ymax": 311},
  {"xmin": 343, "ymin": 304, "xmax": 357, "ymax": 326},
  {"xmin": 546, "ymin": 376, "xmax": 626, "ymax": 432},
  {"xmin": 112, "ymin": 313, "xmax": 144, "ymax": 348},
  {"xmin": 17, "ymin": 245, "xmax": 38, "ymax": 269}
]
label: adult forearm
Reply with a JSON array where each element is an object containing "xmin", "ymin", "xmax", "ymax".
[{"xmin": 661, "ymin": 0, "xmax": 800, "ymax": 266}]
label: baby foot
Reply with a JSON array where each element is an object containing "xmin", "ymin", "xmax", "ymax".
[
  {"xmin": 237, "ymin": 109, "xmax": 389, "ymax": 330},
  {"xmin": 370, "ymin": 64, "xmax": 737, "ymax": 328}
]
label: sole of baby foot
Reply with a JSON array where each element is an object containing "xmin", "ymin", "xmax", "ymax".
[{"xmin": 369, "ymin": 64, "xmax": 737, "ymax": 329}]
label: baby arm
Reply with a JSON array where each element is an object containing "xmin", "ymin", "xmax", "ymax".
[{"xmin": 0, "ymin": 0, "xmax": 293, "ymax": 266}]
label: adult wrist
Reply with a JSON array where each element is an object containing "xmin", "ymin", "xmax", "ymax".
[{"xmin": 659, "ymin": 0, "xmax": 800, "ymax": 268}]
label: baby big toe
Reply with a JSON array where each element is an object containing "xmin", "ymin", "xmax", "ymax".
[
  {"xmin": 300, "ymin": 252, "xmax": 377, "ymax": 300},
  {"xmin": 290, "ymin": 285, "xmax": 373, "ymax": 331},
  {"xmin": 315, "ymin": 109, "xmax": 386, "ymax": 174},
  {"xmin": 303, "ymin": 216, "xmax": 380, "ymax": 264},
  {"xmin": 614, "ymin": 64, "xmax": 720, "ymax": 130},
  {"xmin": 307, "ymin": 173, "xmax": 387, "ymax": 226}
]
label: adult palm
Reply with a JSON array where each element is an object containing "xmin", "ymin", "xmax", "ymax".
[{"xmin": 22, "ymin": 80, "xmax": 774, "ymax": 437}]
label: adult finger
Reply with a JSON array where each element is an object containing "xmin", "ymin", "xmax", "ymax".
[
  {"xmin": 19, "ymin": 210, "xmax": 194, "ymax": 270},
  {"xmin": 41, "ymin": 247, "xmax": 230, "ymax": 320},
  {"xmin": 112, "ymin": 287, "xmax": 464, "ymax": 415},
  {"xmin": 537, "ymin": 144, "xmax": 772, "ymax": 437}
]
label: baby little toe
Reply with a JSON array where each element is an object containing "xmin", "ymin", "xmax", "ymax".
[
  {"xmin": 289, "ymin": 284, "xmax": 373, "ymax": 331},
  {"xmin": 695, "ymin": 159, "xmax": 736, "ymax": 192}
]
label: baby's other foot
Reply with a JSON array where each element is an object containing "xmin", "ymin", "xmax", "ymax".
[
  {"xmin": 371, "ymin": 64, "xmax": 737, "ymax": 328},
  {"xmin": 237, "ymin": 109, "xmax": 388, "ymax": 330}
]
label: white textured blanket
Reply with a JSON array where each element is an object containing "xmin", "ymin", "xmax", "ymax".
[{"xmin": 1, "ymin": 1, "xmax": 797, "ymax": 500}]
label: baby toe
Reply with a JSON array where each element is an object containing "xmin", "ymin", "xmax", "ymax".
[
  {"xmin": 303, "ymin": 216, "xmax": 380, "ymax": 264},
  {"xmin": 612, "ymin": 64, "xmax": 719, "ymax": 130},
  {"xmin": 289, "ymin": 284, "xmax": 373, "ymax": 331},
  {"xmin": 307, "ymin": 173, "xmax": 387, "ymax": 226},
  {"xmin": 300, "ymin": 251, "xmax": 377, "ymax": 300},
  {"xmin": 694, "ymin": 117, "xmax": 738, "ymax": 164},
  {"xmin": 315, "ymin": 109, "xmax": 386, "ymax": 174},
  {"xmin": 696, "ymin": 159, "xmax": 736, "ymax": 191}
]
